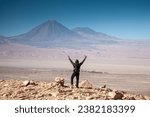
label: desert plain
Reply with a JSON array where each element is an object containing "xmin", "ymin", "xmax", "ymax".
[{"xmin": 0, "ymin": 57, "xmax": 150, "ymax": 97}]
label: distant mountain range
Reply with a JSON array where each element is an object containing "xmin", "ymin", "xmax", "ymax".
[
  {"xmin": 1, "ymin": 20, "xmax": 122, "ymax": 48},
  {"xmin": 0, "ymin": 20, "xmax": 150, "ymax": 59},
  {"xmin": 73, "ymin": 27, "xmax": 120, "ymax": 41}
]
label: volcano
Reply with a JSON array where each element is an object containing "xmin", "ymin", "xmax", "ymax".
[{"xmin": 8, "ymin": 20, "xmax": 119, "ymax": 48}]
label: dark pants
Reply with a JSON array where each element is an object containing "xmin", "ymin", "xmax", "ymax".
[{"xmin": 71, "ymin": 72, "xmax": 79, "ymax": 88}]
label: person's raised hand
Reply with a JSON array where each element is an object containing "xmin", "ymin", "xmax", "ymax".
[{"xmin": 84, "ymin": 55, "xmax": 87, "ymax": 58}]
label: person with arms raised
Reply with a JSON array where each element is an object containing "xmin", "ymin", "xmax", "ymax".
[{"xmin": 68, "ymin": 55, "xmax": 87, "ymax": 88}]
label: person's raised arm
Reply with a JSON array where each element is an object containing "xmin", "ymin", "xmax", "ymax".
[
  {"xmin": 68, "ymin": 56, "xmax": 75, "ymax": 66},
  {"xmin": 80, "ymin": 55, "xmax": 87, "ymax": 65}
]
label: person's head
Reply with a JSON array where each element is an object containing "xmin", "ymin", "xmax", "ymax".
[{"xmin": 75, "ymin": 59, "xmax": 79, "ymax": 64}]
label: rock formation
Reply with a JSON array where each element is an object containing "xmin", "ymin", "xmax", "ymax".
[{"xmin": 0, "ymin": 79, "xmax": 149, "ymax": 100}]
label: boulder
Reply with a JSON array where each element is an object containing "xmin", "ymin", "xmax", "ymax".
[
  {"xmin": 0, "ymin": 80, "xmax": 4, "ymax": 83},
  {"xmin": 144, "ymin": 96, "xmax": 150, "ymax": 100},
  {"xmin": 101, "ymin": 84, "xmax": 106, "ymax": 88},
  {"xmin": 22, "ymin": 80, "xmax": 30, "ymax": 86},
  {"xmin": 108, "ymin": 91, "xmax": 124, "ymax": 100},
  {"xmin": 50, "ymin": 92, "xmax": 59, "ymax": 97},
  {"xmin": 79, "ymin": 80, "xmax": 92, "ymax": 89},
  {"xmin": 55, "ymin": 77, "xmax": 64, "ymax": 86},
  {"xmin": 22, "ymin": 80, "xmax": 37, "ymax": 86},
  {"xmin": 3, "ymin": 84, "xmax": 9, "ymax": 87},
  {"xmin": 29, "ymin": 80, "xmax": 37, "ymax": 85},
  {"xmin": 135, "ymin": 95, "xmax": 146, "ymax": 100}
]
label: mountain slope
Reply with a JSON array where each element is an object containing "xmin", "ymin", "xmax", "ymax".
[
  {"xmin": 8, "ymin": 20, "xmax": 86, "ymax": 48},
  {"xmin": 7, "ymin": 20, "xmax": 122, "ymax": 48},
  {"xmin": 73, "ymin": 27, "xmax": 98, "ymax": 35},
  {"xmin": 73, "ymin": 27, "xmax": 119, "ymax": 44},
  {"xmin": 0, "ymin": 35, "xmax": 8, "ymax": 44},
  {"xmin": 2, "ymin": 20, "xmax": 150, "ymax": 49}
]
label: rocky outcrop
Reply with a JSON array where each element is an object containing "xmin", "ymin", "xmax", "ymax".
[
  {"xmin": 22, "ymin": 80, "xmax": 37, "ymax": 86},
  {"xmin": 0, "ymin": 79, "xmax": 149, "ymax": 100},
  {"xmin": 107, "ymin": 91, "xmax": 124, "ymax": 100},
  {"xmin": 54, "ymin": 77, "xmax": 64, "ymax": 86},
  {"xmin": 79, "ymin": 80, "xmax": 92, "ymax": 89}
]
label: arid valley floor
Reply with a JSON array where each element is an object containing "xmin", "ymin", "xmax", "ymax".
[{"xmin": 0, "ymin": 58, "xmax": 150, "ymax": 99}]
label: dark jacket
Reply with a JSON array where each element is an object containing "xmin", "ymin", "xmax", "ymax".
[{"xmin": 69, "ymin": 57, "xmax": 87, "ymax": 73}]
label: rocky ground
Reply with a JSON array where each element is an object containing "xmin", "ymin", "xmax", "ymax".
[{"xmin": 0, "ymin": 78, "xmax": 149, "ymax": 100}]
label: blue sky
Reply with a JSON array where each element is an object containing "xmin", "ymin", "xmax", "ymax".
[{"xmin": 0, "ymin": 0, "xmax": 150, "ymax": 39}]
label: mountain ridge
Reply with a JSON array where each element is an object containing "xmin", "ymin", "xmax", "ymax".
[
  {"xmin": 0, "ymin": 35, "xmax": 9, "ymax": 44},
  {"xmin": 0, "ymin": 20, "xmax": 150, "ymax": 59},
  {"xmin": 73, "ymin": 27, "xmax": 120, "ymax": 41},
  {"xmin": 9, "ymin": 20, "xmax": 81, "ymax": 42},
  {"xmin": 4, "ymin": 20, "xmax": 121, "ymax": 48}
]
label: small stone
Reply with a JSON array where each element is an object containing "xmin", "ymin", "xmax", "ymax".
[
  {"xmin": 2, "ymin": 94, "xmax": 7, "ymax": 97},
  {"xmin": 16, "ymin": 90, "xmax": 24, "ymax": 94},
  {"xmin": 101, "ymin": 84, "xmax": 106, "ymax": 88},
  {"xmin": 55, "ymin": 77, "xmax": 64, "ymax": 82},
  {"xmin": 29, "ymin": 80, "xmax": 37, "ymax": 85},
  {"xmin": 102, "ymin": 91, "xmax": 107, "ymax": 94},
  {"xmin": 108, "ymin": 91, "xmax": 123, "ymax": 100},
  {"xmin": 3, "ymin": 84, "xmax": 9, "ymax": 87},
  {"xmin": 79, "ymin": 80, "xmax": 92, "ymax": 89},
  {"xmin": 55, "ymin": 77, "xmax": 64, "ymax": 86},
  {"xmin": 86, "ymin": 96, "xmax": 94, "ymax": 100},
  {"xmin": 63, "ymin": 88, "xmax": 72, "ymax": 92},
  {"xmin": 0, "ymin": 80, "xmax": 4, "ymax": 83},
  {"xmin": 112, "ymin": 89, "xmax": 118, "ymax": 92},
  {"xmin": 23, "ymin": 80, "xmax": 30, "ymax": 86},
  {"xmin": 135, "ymin": 95, "xmax": 146, "ymax": 100},
  {"xmin": 144, "ymin": 96, "xmax": 150, "ymax": 100}
]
